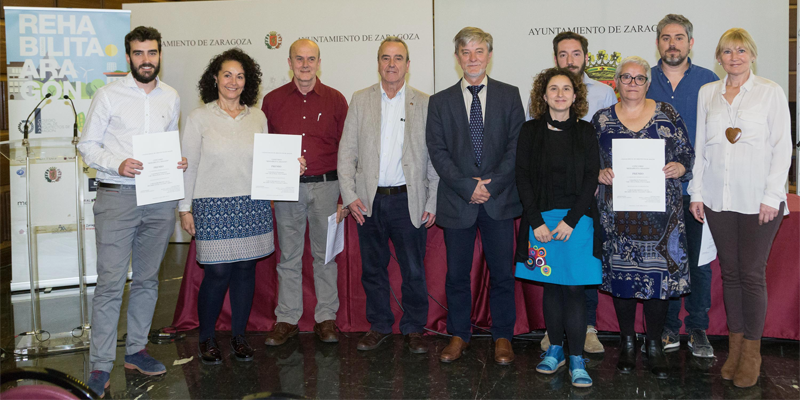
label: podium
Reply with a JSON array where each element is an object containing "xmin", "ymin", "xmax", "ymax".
[{"xmin": 0, "ymin": 137, "xmax": 92, "ymax": 356}]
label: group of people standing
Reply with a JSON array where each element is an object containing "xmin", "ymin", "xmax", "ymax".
[
  {"xmin": 515, "ymin": 14, "xmax": 790, "ymax": 388},
  {"xmin": 76, "ymin": 11, "xmax": 791, "ymax": 398}
]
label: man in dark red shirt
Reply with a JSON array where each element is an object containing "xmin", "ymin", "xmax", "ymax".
[{"xmin": 261, "ymin": 39, "xmax": 348, "ymax": 345}]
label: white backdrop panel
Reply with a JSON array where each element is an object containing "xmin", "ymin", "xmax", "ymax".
[
  {"xmin": 434, "ymin": 0, "xmax": 788, "ymax": 105},
  {"xmin": 125, "ymin": 0, "xmax": 434, "ymax": 128}
]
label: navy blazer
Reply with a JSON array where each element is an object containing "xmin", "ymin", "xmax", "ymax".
[{"xmin": 426, "ymin": 77, "xmax": 525, "ymax": 229}]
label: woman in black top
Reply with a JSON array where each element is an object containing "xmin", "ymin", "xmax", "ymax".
[{"xmin": 515, "ymin": 68, "xmax": 601, "ymax": 387}]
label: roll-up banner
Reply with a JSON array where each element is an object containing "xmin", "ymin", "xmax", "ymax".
[{"xmin": 4, "ymin": 7, "xmax": 131, "ymax": 290}]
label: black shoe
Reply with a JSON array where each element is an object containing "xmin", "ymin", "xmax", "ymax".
[
  {"xmin": 198, "ymin": 338, "xmax": 222, "ymax": 365},
  {"xmin": 645, "ymin": 339, "xmax": 669, "ymax": 379},
  {"xmin": 617, "ymin": 335, "xmax": 636, "ymax": 373},
  {"xmin": 231, "ymin": 335, "xmax": 255, "ymax": 361}
]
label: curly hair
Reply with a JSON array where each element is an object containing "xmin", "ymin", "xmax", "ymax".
[
  {"xmin": 198, "ymin": 48, "xmax": 262, "ymax": 107},
  {"xmin": 528, "ymin": 67, "xmax": 588, "ymax": 120}
]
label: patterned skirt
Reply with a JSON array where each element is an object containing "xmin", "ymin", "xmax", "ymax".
[
  {"xmin": 192, "ymin": 195, "xmax": 274, "ymax": 264},
  {"xmin": 515, "ymin": 209, "xmax": 602, "ymax": 286}
]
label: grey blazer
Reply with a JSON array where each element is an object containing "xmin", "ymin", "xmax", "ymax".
[{"xmin": 338, "ymin": 83, "xmax": 439, "ymax": 229}]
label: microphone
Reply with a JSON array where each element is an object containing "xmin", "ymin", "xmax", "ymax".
[
  {"xmin": 63, "ymin": 95, "xmax": 79, "ymax": 142},
  {"xmin": 23, "ymin": 93, "xmax": 52, "ymax": 143}
]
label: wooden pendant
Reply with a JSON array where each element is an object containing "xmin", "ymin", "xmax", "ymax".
[{"xmin": 725, "ymin": 127, "xmax": 742, "ymax": 144}]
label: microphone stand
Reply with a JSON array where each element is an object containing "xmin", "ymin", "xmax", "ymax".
[
  {"xmin": 64, "ymin": 95, "xmax": 90, "ymax": 335},
  {"xmin": 21, "ymin": 93, "xmax": 51, "ymax": 345}
]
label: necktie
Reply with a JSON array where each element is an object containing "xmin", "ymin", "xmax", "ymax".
[{"xmin": 468, "ymin": 85, "xmax": 485, "ymax": 166}]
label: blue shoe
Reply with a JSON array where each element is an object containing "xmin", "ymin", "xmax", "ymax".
[
  {"xmin": 87, "ymin": 370, "xmax": 109, "ymax": 398},
  {"xmin": 569, "ymin": 355, "xmax": 592, "ymax": 388},
  {"xmin": 124, "ymin": 349, "xmax": 166, "ymax": 376},
  {"xmin": 536, "ymin": 344, "xmax": 565, "ymax": 374}
]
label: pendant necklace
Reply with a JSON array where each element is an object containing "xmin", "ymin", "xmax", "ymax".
[{"xmin": 725, "ymin": 85, "xmax": 748, "ymax": 144}]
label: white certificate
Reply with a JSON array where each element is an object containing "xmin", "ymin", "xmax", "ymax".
[
  {"xmin": 324, "ymin": 212, "xmax": 346, "ymax": 264},
  {"xmin": 251, "ymin": 133, "xmax": 301, "ymax": 201},
  {"xmin": 132, "ymin": 131, "xmax": 185, "ymax": 206},
  {"xmin": 612, "ymin": 139, "xmax": 665, "ymax": 212}
]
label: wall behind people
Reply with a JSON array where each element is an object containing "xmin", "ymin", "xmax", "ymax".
[
  {"xmin": 125, "ymin": 0, "xmax": 435, "ymax": 135},
  {"xmin": 434, "ymin": 0, "xmax": 789, "ymax": 110}
]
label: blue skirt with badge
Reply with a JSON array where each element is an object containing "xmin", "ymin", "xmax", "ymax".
[{"xmin": 515, "ymin": 209, "xmax": 601, "ymax": 286}]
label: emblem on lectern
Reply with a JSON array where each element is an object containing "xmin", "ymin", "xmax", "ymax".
[{"xmin": 44, "ymin": 167, "xmax": 62, "ymax": 183}]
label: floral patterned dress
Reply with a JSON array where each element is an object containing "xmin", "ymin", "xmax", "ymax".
[{"xmin": 591, "ymin": 102, "xmax": 694, "ymax": 300}]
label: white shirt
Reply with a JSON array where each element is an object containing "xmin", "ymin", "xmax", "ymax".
[
  {"xmin": 461, "ymin": 75, "xmax": 488, "ymax": 123},
  {"xmin": 78, "ymin": 73, "xmax": 180, "ymax": 185},
  {"xmin": 378, "ymin": 82, "xmax": 406, "ymax": 187},
  {"xmin": 689, "ymin": 72, "xmax": 792, "ymax": 215},
  {"xmin": 582, "ymin": 72, "xmax": 618, "ymax": 122},
  {"xmin": 525, "ymin": 73, "xmax": 616, "ymax": 121}
]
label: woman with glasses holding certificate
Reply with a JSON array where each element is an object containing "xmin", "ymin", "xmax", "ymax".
[
  {"xmin": 689, "ymin": 28, "xmax": 791, "ymax": 388},
  {"xmin": 515, "ymin": 67, "xmax": 601, "ymax": 388},
  {"xmin": 592, "ymin": 56, "xmax": 694, "ymax": 379},
  {"xmin": 179, "ymin": 48, "xmax": 306, "ymax": 365}
]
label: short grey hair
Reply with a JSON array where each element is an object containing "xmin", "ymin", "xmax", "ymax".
[
  {"xmin": 377, "ymin": 36, "xmax": 410, "ymax": 62},
  {"xmin": 614, "ymin": 56, "xmax": 651, "ymax": 83},
  {"xmin": 453, "ymin": 26, "xmax": 493, "ymax": 53},
  {"xmin": 657, "ymin": 14, "xmax": 693, "ymax": 41}
]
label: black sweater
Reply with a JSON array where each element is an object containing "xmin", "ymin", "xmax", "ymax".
[{"xmin": 514, "ymin": 118, "xmax": 601, "ymax": 262}]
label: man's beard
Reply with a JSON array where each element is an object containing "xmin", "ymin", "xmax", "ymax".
[
  {"xmin": 661, "ymin": 49, "xmax": 688, "ymax": 67},
  {"xmin": 129, "ymin": 59, "xmax": 160, "ymax": 84},
  {"xmin": 568, "ymin": 64, "xmax": 585, "ymax": 77}
]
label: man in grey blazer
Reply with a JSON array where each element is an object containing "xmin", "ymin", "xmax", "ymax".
[
  {"xmin": 426, "ymin": 27, "xmax": 524, "ymax": 365},
  {"xmin": 338, "ymin": 37, "xmax": 439, "ymax": 354}
]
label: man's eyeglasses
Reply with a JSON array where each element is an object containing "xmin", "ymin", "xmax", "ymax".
[{"xmin": 619, "ymin": 73, "xmax": 648, "ymax": 86}]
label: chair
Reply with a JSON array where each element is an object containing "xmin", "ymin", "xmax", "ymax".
[{"xmin": 1, "ymin": 367, "xmax": 95, "ymax": 399}]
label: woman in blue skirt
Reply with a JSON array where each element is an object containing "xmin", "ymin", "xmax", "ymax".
[{"xmin": 515, "ymin": 67, "xmax": 601, "ymax": 387}]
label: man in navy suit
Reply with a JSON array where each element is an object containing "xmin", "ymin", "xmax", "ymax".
[{"xmin": 426, "ymin": 26, "xmax": 525, "ymax": 365}]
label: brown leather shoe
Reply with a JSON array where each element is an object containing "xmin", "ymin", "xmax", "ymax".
[
  {"xmin": 264, "ymin": 322, "xmax": 298, "ymax": 346},
  {"xmin": 494, "ymin": 338, "xmax": 514, "ymax": 365},
  {"xmin": 440, "ymin": 336, "xmax": 469, "ymax": 363},
  {"xmin": 405, "ymin": 332, "xmax": 428, "ymax": 354},
  {"xmin": 314, "ymin": 320, "xmax": 339, "ymax": 343},
  {"xmin": 357, "ymin": 331, "xmax": 390, "ymax": 351}
]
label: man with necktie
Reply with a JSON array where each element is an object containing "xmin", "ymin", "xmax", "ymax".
[{"xmin": 426, "ymin": 26, "xmax": 525, "ymax": 365}]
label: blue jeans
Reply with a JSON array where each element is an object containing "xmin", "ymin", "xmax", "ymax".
[
  {"xmin": 443, "ymin": 205, "xmax": 516, "ymax": 342},
  {"xmin": 665, "ymin": 196, "xmax": 712, "ymax": 332},
  {"xmin": 356, "ymin": 192, "xmax": 429, "ymax": 335}
]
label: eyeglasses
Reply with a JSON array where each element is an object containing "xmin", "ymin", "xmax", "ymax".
[{"xmin": 619, "ymin": 73, "xmax": 648, "ymax": 86}]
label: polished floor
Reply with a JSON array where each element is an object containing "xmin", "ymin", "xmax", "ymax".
[{"xmin": 1, "ymin": 244, "xmax": 799, "ymax": 399}]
